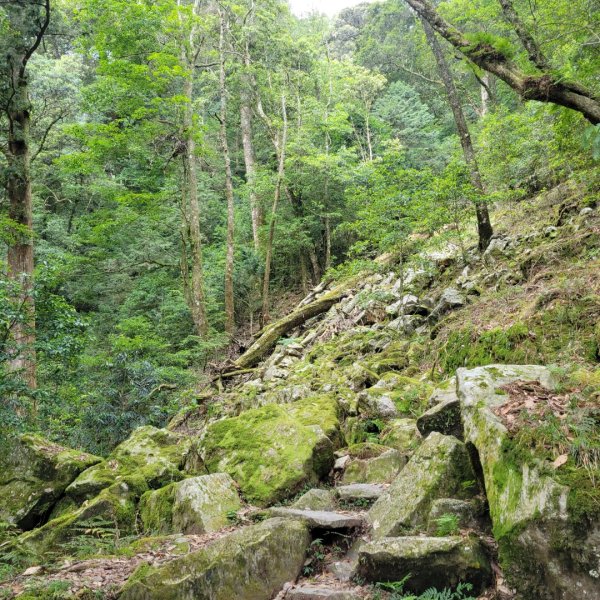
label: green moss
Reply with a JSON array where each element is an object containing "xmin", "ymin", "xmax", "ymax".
[
  {"xmin": 203, "ymin": 396, "xmax": 339, "ymax": 506},
  {"xmin": 346, "ymin": 442, "xmax": 390, "ymax": 459}
]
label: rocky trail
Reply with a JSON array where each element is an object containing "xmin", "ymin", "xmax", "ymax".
[{"xmin": 1, "ymin": 193, "xmax": 599, "ymax": 599}]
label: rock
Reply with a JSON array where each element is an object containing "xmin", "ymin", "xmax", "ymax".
[
  {"xmin": 416, "ymin": 393, "xmax": 462, "ymax": 439},
  {"xmin": 341, "ymin": 449, "xmax": 406, "ymax": 485},
  {"xmin": 457, "ymin": 364, "xmax": 600, "ymax": 599},
  {"xmin": 357, "ymin": 390, "xmax": 398, "ymax": 419},
  {"xmin": 354, "ymin": 536, "xmax": 491, "ymax": 593},
  {"xmin": 544, "ymin": 225, "xmax": 559, "ymax": 238},
  {"xmin": 367, "ymin": 433, "xmax": 476, "ymax": 538},
  {"xmin": 0, "ymin": 434, "xmax": 101, "ymax": 529},
  {"xmin": 293, "ymin": 489, "xmax": 336, "ymax": 511},
  {"xmin": 427, "ymin": 498, "xmax": 480, "ymax": 534},
  {"xmin": 269, "ymin": 508, "xmax": 363, "ymax": 530},
  {"xmin": 386, "ymin": 315, "xmax": 424, "ymax": 334},
  {"xmin": 66, "ymin": 426, "xmax": 191, "ymax": 503},
  {"xmin": 120, "ymin": 517, "xmax": 310, "ymax": 600},
  {"xmin": 334, "ymin": 455, "xmax": 351, "ymax": 471},
  {"xmin": 139, "ymin": 473, "xmax": 241, "ymax": 535},
  {"xmin": 286, "ymin": 586, "xmax": 362, "ymax": 600},
  {"xmin": 483, "ymin": 236, "xmax": 511, "ymax": 260},
  {"xmin": 385, "ymin": 294, "xmax": 427, "ymax": 316},
  {"xmin": 430, "ymin": 287, "xmax": 465, "ymax": 320},
  {"xmin": 579, "ymin": 207, "xmax": 593, "ymax": 216},
  {"xmin": 380, "ymin": 418, "xmax": 419, "ymax": 453},
  {"xmin": 335, "ymin": 484, "xmax": 385, "ymax": 502},
  {"xmin": 19, "ymin": 476, "xmax": 148, "ymax": 554},
  {"xmin": 427, "ymin": 377, "xmax": 457, "ymax": 408},
  {"xmin": 202, "ymin": 395, "xmax": 339, "ymax": 506}
]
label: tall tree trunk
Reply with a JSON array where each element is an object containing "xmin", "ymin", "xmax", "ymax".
[
  {"xmin": 2, "ymin": 0, "xmax": 50, "ymax": 391},
  {"xmin": 179, "ymin": 0, "xmax": 207, "ymax": 337},
  {"xmin": 219, "ymin": 9, "xmax": 235, "ymax": 337},
  {"xmin": 261, "ymin": 93, "xmax": 288, "ymax": 327},
  {"xmin": 241, "ymin": 42, "xmax": 261, "ymax": 251},
  {"xmin": 6, "ymin": 81, "xmax": 36, "ymax": 389},
  {"xmin": 421, "ymin": 19, "xmax": 494, "ymax": 252}
]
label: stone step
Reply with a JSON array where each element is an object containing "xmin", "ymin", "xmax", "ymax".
[
  {"xmin": 354, "ymin": 535, "xmax": 491, "ymax": 594},
  {"xmin": 285, "ymin": 585, "xmax": 363, "ymax": 599},
  {"xmin": 335, "ymin": 483, "xmax": 385, "ymax": 502},
  {"xmin": 269, "ymin": 508, "xmax": 364, "ymax": 530}
]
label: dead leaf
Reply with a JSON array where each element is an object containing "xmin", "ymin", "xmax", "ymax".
[{"xmin": 552, "ymin": 454, "xmax": 568, "ymax": 469}]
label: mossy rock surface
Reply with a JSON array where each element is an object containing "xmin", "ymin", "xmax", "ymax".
[
  {"xmin": 367, "ymin": 432, "xmax": 476, "ymax": 538},
  {"xmin": 66, "ymin": 426, "xmax": 191, "ymax": 502},
  {"xmin": 120, "ymin": 517, "xmax": 310, "ymax": 600},
  {"xmin": 202, "ymin": 395, "xmax": 339, "ymax": 506},
  {"xmin": 139, "ymin": 473, "xmax": 242, "ymax": 535},
  {"xmin": 341, "ymin": 449, "xmax": 407, "ymax": 484},
  {"xmin": 292, "ymin": 488, "xmax": 336, "ymax": 511},
  {"xmin": 457, "ymin": 364, "xmax": 600, "ymax": 599},
  {"xmin": 0, "ymin": 434, "xmax": 101, "ymax": 529},
  {"xmin": 18, "ymin": 476, "xmax": 147, "ymax": 556},
  {"xmin": 380, "ymin": 418, "xmax": 420, "ymax": 453},
  {"xmin": 355, "ymin": 535, "xmax": 491, "ymax": 593}
]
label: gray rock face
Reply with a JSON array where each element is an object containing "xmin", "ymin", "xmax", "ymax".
[
  {"xmin": 355, "ymin": 536, "xmax": 491, "ymax": 593},
  {"xmin": 427, "ymin": 498, "xmax": 480, "ymax": 533},
  {"xmin": 293, "ymin": 488, "xmax": 336, "ymax": 511},
  {"xmin": 269, "ymin": 508, "xmax": 364, "ymax": 530},
  {"xmin": 286, "ymin": 586, "xmax": 362, "ymax": 600},
  {"xmin": 335, "ymin": 484, "xmax": 385, "ymax": 502},
  {"xmin": 139, "ymin": 473, "xmax": 242, "ymax": 535},
  {"xmin": 120, "ymin": 518, "xmax": 310, "ymax": 600},
  {"xmin": 416, "ymin": 393, "xmax": 462, "ymax": 439},
  {"xmin": 367, "ymin": 433, "xmax": 476, "ymax": 538},
  {"xmin": 427, "ymin": 377, "xmax": 457, "ymax": 408},
  {"xmin": 0, "ymin": 435, "xmax": 101, "ymax": 529},
  {"xmin": 341, "ymin": 449, "xmax": 407, "ymax": 484},
  {"xmin": 357, "ymin": 390, "xmax": 398, "ymax": 418},
  {"xmin": 430, "ymin": 287, "xmax": 465, "ymax": 321},
  {"xmin": 380, "ymin": 418, "xmax": 419, "ymax": 453},
  {"xmin": 457, "ymin": 365, "xmax": 600, "ymax": 600}
]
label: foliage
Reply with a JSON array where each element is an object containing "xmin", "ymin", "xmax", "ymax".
[{"xmin": 375, "ymin": 579, "xmax": 476, "ymax": 600}]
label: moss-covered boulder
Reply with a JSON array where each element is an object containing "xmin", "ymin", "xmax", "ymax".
[
  {"xmin": 139, "ymin": 473, "xmax": 241, "ymax": 535},
  {"xmin": 120, "ymin": 517, "xmax": 310, "ymax": 600},
  {"xmin": 355, "ymin": 535, "xmax": 491, "ymax": 593},
  {"xmin": 380, "ymin": 418, "xmax": 420, "ymax": 453},
  {"xmin": 0, "ymin": 434, "xmax": 101, "ymax": 529},
  {"xmin": 202, "ymin": 395, "xmax": 340, "ymax": 506},
  {"xmin": 367, "ymin": 433, "xmax": 476, "ymax": 538},
  {"xmin": 416, "ymin": 391, "xmax": 462, "ymax": 439},
  {"xmin": 457, "ymin": 364, "xmax": 600, "ymax": 599},
  {"xmin": 18, "ymin": 475, "xmax": 147, "ymax": 555},
  {"xmin": 341, "ymin": 449, "xmax": 406, "ymax": 484},
  {"xmin": 66, "ymin": 427, "xmax": 191, "ymax": 502},
  {"xmin": 292, "ymin": 488, "xmax": 336, "ymax": 511}
]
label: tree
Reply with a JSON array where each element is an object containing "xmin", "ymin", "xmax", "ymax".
[
  {"xmin": 0, "ymin": 0, "xmax": 51, "ymax": 389},
  {"xmin": 420, "ymin": 18, "xmax": 493, "ymax": 252},
  {"xmin": 218, "ymin": 6, "xmax": 235, "ymax": 336},
  {"xmin": 402, "ymin": 0, "xmax": 600, "ymax": 124}
]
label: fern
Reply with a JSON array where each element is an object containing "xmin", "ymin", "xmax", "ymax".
[{"xmin": 375, "ymin": 580, "xmax": 476, "ymax": 600}]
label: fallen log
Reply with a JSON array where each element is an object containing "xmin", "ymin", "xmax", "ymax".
[{"xmin": 232, "ymin": 280, "xmax": 354, "ymax": 370}]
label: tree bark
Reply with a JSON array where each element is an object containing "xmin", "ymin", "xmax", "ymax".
[
  {"xmin": 422, "ymin": 19, "xmax": 494, "ymax": 252},
  {"xmin": 219, "ymin": 9, "xmax": 235, "ymax": 337},
  {"xmin": 404, "ymin": 0, "xmax": 600, "ymax": 125},
  {"xmin": 179, "ymin": 0, "xmax": 207, "ymax": 337},
  {"xmin": 261, "ymin": 92, "xmax": 288, "ymax": 327},
  {"xmin": 240, "ymin": 38, "xmax": 261, "ymax": 251}
]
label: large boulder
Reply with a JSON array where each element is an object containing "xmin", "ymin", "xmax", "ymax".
[
  {"xmin": 354, "ymin": 536, "xmax": 491, "ymax": 593},
  {"xmin": 380, "ymin": 418, "xmax": 420, "ymax": 453},
  {"xmin": 293, "ymin": 488, "xmax": 336, "ymax": 511},
  {"xmin": 367, "ymin": 433, "xmax": 476, "ymax": 538},
  {"xmin": 18, "ymin": 476, "xmax": 148, "ymax": 555},
  {"xmin": 416, "ymin": 390, "xmax": 462, "ymax": 439},
  {"xmin": 457, "ymin": 365, "xmax": 600, "ymax": 599},
  {"xmin": 120, "ymin": 518, "xmax": 310, "ymax": 600},
  {"xmin": 139, "ymin": 474, "xmax": 242, "ymax": 535},
  {"xmin": 66, "ymin": 427, "xmax": 191, "ymax": 502},
  {"xmin": 202, "ymin": 395, "xmax": 339, "ymax": 506},
  {"xmin": 341, "ymin": 449, "xmax": 406, "ymax": 484},
  {"xmin": 0, "ymin": 434, "xmax": 101, "ymax": 529}
]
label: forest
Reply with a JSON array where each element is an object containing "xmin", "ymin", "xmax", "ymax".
[
  {"xmin": 0, "ymin": 2, "xmax": 600, "ymax": 597},
  {"xmin": 1, "ymin": 0, "xmax": 598, "ymax": 454}
]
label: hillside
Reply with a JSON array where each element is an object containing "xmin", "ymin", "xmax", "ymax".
[{"xmin": 1, "ymin": 179, "xmax": 598, "ymax": 599}]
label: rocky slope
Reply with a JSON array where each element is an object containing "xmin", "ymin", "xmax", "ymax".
[{"xmin": 0, "ymin": 183, "xmax": 598, "ymax": 599}]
